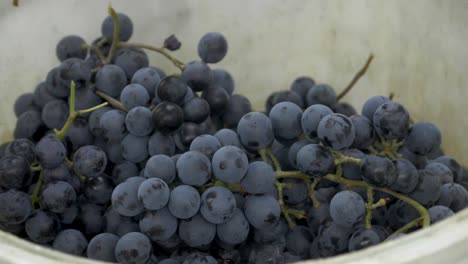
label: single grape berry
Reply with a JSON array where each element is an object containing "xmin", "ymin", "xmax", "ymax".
[
  {"xmin": 330, "ymin": 191, "xmax": 365, "ymax": 228},
  {"xmin": 405, "ymin": 122, "xmax": 441, "ymax": 155},
  {"xmin": 317, "ymin": 113, "xmax": 356, "ymax": 150},
  {"xmin": 296, "ymin": 144, "xmax": 335, "ymax": 177},
  {"xmin": 72, "ymin": 145, "xmax": 107, "ymax": 177},
  {"xmin": 237, "ymin": 112, "xmax": 274, "ymax": 151},
  {"xmin": 101, "ymin": 12, "xmax": 133, "ymax": 42},
  {"xmin": 360, "ymin": 155, "xmax": 397, "ymax": 187},
  {"xmin": 301, "ymin": 104, "xmax": 333, "ymax": 139},
  {"xmin": 361, "ymin": 95, "xmax": 391, "ymax": 121},
  {"xmin": 306, "ymin": 84, "xmax": 337, "ymax": 108},
  {"xmin": 164, "ymin": 34, "xmax": 182, "ymax": 51},
  {"xmin": 198, "ymin": 32, "xmax": 228, "ymax": 63},
  {"xmin": 152, "ymin": 102, "xmax": 184, "ymax": 134},
  {"xmin": 157, "ymin": 76, "xmax": 188, "ymax": 105},
  {"xmin": 181, "ymin": 61, "xmax": 211, "ymax": 92},
  {"xmin": 373, "ymin": 101, "xmax": 410, "ymax": 140}
]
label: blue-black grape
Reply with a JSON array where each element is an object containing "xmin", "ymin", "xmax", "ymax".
[
  {"xmin": 214, "ymin": 128, "xmax": 241, "ymax": 147},
  {"xmin": 121, "ymin": 134, "xmax": 149, "ymax": 163},
  {"xmin": 253, "ymin": 218, "xmax": 288, "ymax": 244},
  {"xmin": 182, "ymin": 60, "xmax": 211, "ymax": 92},
  {"xmin": 237, "ymin": 112, "xmax": 274, "ymax": 150},
  {"xmin": 266, "ymin": 90, "xmax": 304, "ymax": 113},
  {"xmin": 360, "ymin": 155, "xmax": 397, "ymax": 187},
  {"xmin": 341, "ymin": 149, "xmax": 365, "ymax": 180},
  {"xmin": 73, "ymin": 145, "xmax": 107, "ymax": 177},
  {"xmin": 287, "ymin": 140, "xmax": 309, "ymax": 170},
  {"xmin": 0, "ymin": 155, "xmax": 31, "ymax": 189},
  {"xmin": 56, "ymin": 35, "xmax": 87, "ymax": 62},
  {"xmin": 406, "ymin": 122, "xmax": 441, "ymax": 155},
  {"xmin": 115, "ymin": 232, "xmax": 152, "ymax": 264},
  {"xmin": 179, "ymin": 213, "xmax": 216, "ymax": 247},
  {"xmin": 83, "ymin": 175, "xmax": 114, "ymax": 205},
  {"xmin": 42, "ymin": 100, "xmax": 69, "ymax": 129},
  {"xmin": 78, "ymin": 203, "xmax": 104, "ymax": 235},
  {"xmin": 58, "ymin": 204, "xmax": 78, "ymax": 225},
  {"xmin": 176, "ymin": 151, "xmax": 211, "ymax": 186},
  {"xmin": 96, "ymin": 64, "xmax": 128, "ymax": 97},
  {"xmin": 58, "ymin": 58, "xmax": 92, "ymax": 90},
  {"xmin": 389, "ymin": 158, "xmax": 419, "ymax": 193},
  {"xmin": 240, "ymin": 161, "xmax": 275, "ymax": 194},
  {"xmin": 144, "ymin": 154, "xmax": 176, "ymax": 183},
  {"xmin": 348, "ymin": 228, "xmax": 381, "ymax": 251},
  {"xmin": 25, "ymin": 209, "xmax": 61, "ymax": 244},
  {"xmin": 425, "ymin": 162, "xmax": 453, "ymax": 184},
  {"xmin": 433, "ymin": 156, "xmax": 464, "ymax": 183},
  {"xmin": 190, "ymin": 134, "xmax": 221, "ymax": 160},
  {"xmin": 152, "ymin": 102, "xmax": 184, "ymax": 134},
  {"xmin": 361, "ymin": 95, "xmax": 391, "ymax": 121},
  {"xmin": 269, "ymin": 102, "xmax": 303, "ymax": 141},
  {"xmin": 99, "ymin": 109, "xmax": 127, "ymax": 140},
  {"xmin": 217, "ymin": 208, "xmax": 250, "ymax": 245},
  {"xmin": 210, "ymin": 69, "xmax": 235, "ymax": 95},
  {"xmin": 148, "ymin": 131, "xmax": 176, "ymax": 156},
  {"xmin": 111, "ymin": 177, "xmax": 145, "ymax": 217},
  {"xmin": 102, "ymin": 207, "xmax": 139, "ymax": 237},
  {"xmin": 409, "ymin": 169, "xmax": 441, "ymax": 206},
  {"xmin": 387, "ymin": 200, "xmax": 419, "ymax": 229},
  {"xmin": 120, "ymin": 83, "xmax": 150, "ymax": 110},
  {"xmin": 114, "ymin": 47, "xmax": 149, "ymax": 79},
  {"xmin": 14, "ymin": 93, "xmax": 39, "ymax": 117},
  {"xmin": 202, "ymin": 86, "xmax": 230, "ymax": 114},
  {"xmin": 183, "ymin": 97, "xmax": 210, "ymax": 124},
  {"xmin": 43, "ymin": 162, "xmax": 72, "ymax": 185},
  {"xmin": 329, "ymin": 190, "xmax": 365, "ymax": 228},
  {"xmin": 66, "ymin": 118, "xmax": 94, "ymax": 151},
  {"xmin": 306, "ymin": 84, "xmax": 337, "ymax": 108},
  {"xmin": 222, "ymin": 94, "xmax": 252, "ymax": 128},
  {"xmin": 14, "ymin": 110, "xmax": 43, "ymax": 140},
  {"xmin": 157, "ymin": 76, "xmax": 188, "ymax": 105},
  {"xmin": 173, "ymin": 122, "xmax": 204, "ymax": 151},
  {"xmin": 244, "ymin": 194, "xmax": 281, "ymax": 229},
  {"xmin": 139, "ymin": 207, "xmax": 178, "ymax": 241},
  {"xmin": 428, "ymin": 205, "xmax": 454, "ymax": 224},
  {"xmin": 373, "ymin": 101, "xmax": 410, "ymax": 140},
  {"xmin": 350, "ymin": 115, "xmax": 375, "ymax": 149},
  {"xmin": 168, "ymin": 185, "xmax": 200, "ymax": 219},
  {"xmin": 102, "ymin": 12, "xmax": 133, "ymax": 41},
  {"xmin": 198, "ymin": 32, "xmax": 228, "ymax": 63},
  {"xmin": 131, "ymin": 67, "xmax": 161, "ymax": 98},
  {"xmin": 33, "ymin": 82, "xmax": 58, "ymax": 108},
  {"xmin": 52, "ymin": 229, "xmax": 88, "ymax": 256},
  {"xmin": 437, "ymin": 183, "xmax": 468, "ymax": 212},
  {"xmin": 87, "ymin": 233, "xmax": 119, "ymax": 262},
  {"xmin": 112, "ymin": 161, "xmax": 138, "ymax": 184},
  {"xmin": 296, "ymin": 144, "xmax": 334, "ymax": 177},
  {"xmin": 200, "ymin": 186, "xmax": 236, "ymax": 224},
  {"xmin": 212, "ymin": 146, "xmax": 248, "ymax": 183},
  {"xmin": 137, "ymin": 178, "xmax": 170, "ymax": 210},
  {"xmin": 282, "ymin": 178, "xmax": 309, "ymax": 205},
  {"xmin": 301, "ymin": 104, "xmax": 333, "ymax": 139},
  {"xmin": 0, "ymin": 190, "xmax": 31, "ymax": 224},
  {"xmin": 41, "ymin": 181, "xmax": 76, "ymax": 213},
  {"xmin": 125, "ymin": 106, "xmax": 154, "ymax": 136},
  {"xmin": 334, "ymin": 102, "xmax": 357, "ymax": 117},
  {"xmin": 285, "ymin": 225, "xmax": 313, "ymax": 258},
  {"xmin": 88, "ymin": 106, "xmax": 112, "ymax": 137},
  {"xmin": 46, "ymin": 67, "xmax": 70, "ymax": 98},
  {"xmin": 317, "ymin": 113, "xmax": 355, "ymax": 150},
  {"xmin": 317, "ymin": 221, "xmax": 352, "ymax": 255},
  {"xmin": 290, "ymin": 76, "xmax": 315, "ymax": 101},
  {"xmin": 307, "ymin": 203, "xmax": 331, "ymax": 234}
]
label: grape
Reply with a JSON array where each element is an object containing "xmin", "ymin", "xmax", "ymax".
[
  {"xmin": 139, "ymin": 207, "xmax": 178, "ymax": 241},
  {"xmin": 56, "ymin": 35, "xmax": 87, "ymax": 62},
  {"xmin": 159, "ymin": 259, "xmax": 179, "ymax": 264},
  {"xmin": 99, "ymin": 109, "xmax": 127, "ymax": 140},
  {"xmin": 282, "ymin": 178, "xmax": 309, "ymax": 205},
  {"xmin": 397, "ymin": 146, "xmax": 428, "ymax": 169},
  {"xmin": 183, "ymin": 97, "xmax": 210, "ymax": 123},
  {"xmin": 163, "ymin": 34, "xmax": 181, "ymax": 51},
  {"xmin": 0, "ymin": 190, "xmax": 31, "ymax": 224},
  {"xmin": 285, "ymin": 226, "xmax": 313, "ymax": 258},
  {"xmin": 33, "ymin": 82, "xmax": 58, "ymax": 108},
  {"xmin": 14, "ymin": 93, "xmax": 39, "ymax": 117},
  {"xmin": 103, "ymin": 208, "xmax": 138, "ymax": 236},
  {"xmin": 102, "ymin": 12, "xmax": 133, "ymax": 41},
  {"xmin": 350, "ymin": 115, "xmax": 375, "ymax": 149},
  {"xmin": 438, "ymin": 183, "xmax": 468, "ymax": 212},
  {"xmin": 202, "ymin": 86, "xmax": 230, "ymax": 113},
  {"xmin": 121, "ymin": 134, "xmax": 149, "ymax": 163},
  {"xmin": 52, "ymin": 229, "xmax": 88, "ymax": 256},
  {"xmin": 240, "ymin": 161, "xmax": 275, "ymax": 194},
  {"xmin": 306, "ymin": 84, "xmax": 337, "ymax": 108},
  {"xmin": 144, "ymin": 155, "xmax": 176, "ymax": 183},
  {"xmin": 14, "ymin": 110, "xmax": 43, "ymax": 140},
  {"xmin": 210, "ymin": 69, "xmax": 235, "ymax": 95},
  {"xmin": 222, "ymin": 94, "xmax": 252, "ymax": 128},
  {"xmin": 244, "ymin": 195, "xmax": 281, "ymax": 229},
  {"xmin": 131, "ymin": 67, "xmax": 161, "ymax": 98},
  {"xmin": 253, "ymin": 218, "xmax": 288, "ymax": 244},
  {"xmin": 137, "ymin": 178, "xmax": 170, "ymax": 210},
  {"xmin": 213, "ymin": 129, "xmax": 240, "ymax": 148},
  {"xmin": 317, "ymin": 113, "xmax": 355, "ymax": 150},
  {"xmin": 182, "ymin": 61, "xmax": 211, "ymax": 91},
  {"xmin": 0, "ymin": 155, "xmax": 31, "ymax": 189},
  {"xmin": 198, "ymin": 32, "xmax": 228, "ymax": 63},
  {"xmin": 290, "ymin": 76, "xmax": 315, "ymax": 101},
  {"xmin": 334, "ymin": 102, "xmax": 357, "ymax": 117},
  {"xmin": 41, "ymin": 181, "xmax": 76, "ymax": 213},
  {"xmin": 429, "ymin": 205, "xmax": 454, "ymax": 224},
  {"xmin": 341, "ymin": 149, "xmax": 366, "ymax": 180},
  {"xmin": 266, "ymin": 91, "xmax": 304, "ymax": 113},
  {"xmin": 200, "ymin": 186, "xmax": 236, "ymax": 224},
  {"xmin": 173, "ymin": 122, "xmax": 204, "ymax": 151},
  {"xmin": 373, "ymin": 102, "xmax": 410, "ymax": 140},
  {"xmin": 405, "ymin": 122, "xmax": 441, "ymax": 155},
  {"xmin": 168, "ymin": 185, "xmax": 200, "ymax": 219},
  {"xmin": 360, "ymin": 155, "xmax": 397, "ymax": 187},
  {"xmin": 425, "ymin": 162, "xmax": 453, "ymax": 184},
  {"xmin": 212, "ymin": 146, "xmax": 249, "ymax": 183},
  {"xmin": 105, "ymin": 139, "xmax": 124, "ymax": 164},
  {"xmin": 78, "ymin": 203, "xmax": 104, "ymax": 235},
  {"xmin": 148, "ymin": 131, "xmax": 176, "ymax": 156},
  {"xmin": 111, "ymin": 177, "xmax": 145, "ymax": 217},
  {"xmin": 24, "ymin": 210, "xmax": 60, "ymax": 244},
  {"xmin": 409, "ymin": 169, "xmax": 441, "ymax": 206},
  {"xmin": 88, "ymin": 106, "xmax": 111, "ymax": 137},
  {"xmin": 387, "ymin": 200, "xmax": 419, "ymax": 229},
  {"xmin": 329, "ymin": 191, "xmax": 365, "ymax": 228},
  {"xmin": 296, "ymin": 144, "xmax": 334, "ymax": 177},
  {"xmin": 66, "ymin": 118, "xmax": 94, "ymax": 150},
  {"xmin": 361, "ymin": 95, "xmax": 391, "ymax": 121},
  {"xmin": 182, "ymin": 253, "xmax": 217, "ymax": 264},
  {"xmin": 237, "ymin": 112, "xmax": 274, "ymax": 150},
  {"xmin": 176, "ymin": 151, "xmax": 211, "ymax": 186},
  {"xmin": 87, "ymin": 233, "xmax": 119, "ymax": 262},
  {"xmin": 179, "ymin": 213, "xmax": 216, "ymax": 247},
  {"xmin": 301, "ymin": 104, "xmax": 333, "ymax": 139},
  {"xmin": 43, "ymin": 162, "xmax": 72, "ymax": 185},
  {"xmin": 120, "ymin": 83, "xmax": 150, "ymax": 110},
  {"xmin": 96, "ymin": 64, "xmax": 128, "ymax": 97},
  {"xmin": 115, "ymin": 232, "xmax": 152, "ymax": 264},
  {"xmin": 155, "ymin": 233, "xmax": 182, "ymax": 250},
  {"xmin": 157, "ymin": 76, "xmax": 188, "ymax": 105},
  {"xmin": 46, "ymin": 67, "xmax": 70, "ymax": 98},
  {"xmin": 125, "ymin": 106, "xmax": 154, "ymax": 136},
  {"xmin": 112, "ymin": 161, "xmax": 138, "ymax": 184},
  {"xmin": 216, "ymin": 208, "xmax": 250, "ymax": 245},
  {"xmin": 152, "ymin": 102, "xmax": 184, "ymax": 134},
  {"xmin": 41, "ymin": 100, "xmax": 69, "ymax": 129},
  {"xmin": 306, "ymin": 203, "xmax": 330, "ymax": 234},
  {"xmin": 317, "ymin": 221, "xmax": 352, "ymax": 255},
  {"xmin": 348, "ymin": 228, "xmax": 381, "ymax": 251},
  {"xmin": 269, "ymin": 102, "xmax": 303, "ymax": 140},
  {"xmin": 286, "ymin": 140, "xmax": 308, "ymax": 170},
  {"xmin": 114, "ymin": 47, "xmax": 150, "ymax": 79},
  {"xmin": 58, "ymin": 204, "xmax": 78, "ymax": 225},
  {"xmin": 248, "ymin": 244, "xmax": 284, "ymax": 264},
  {"xmin": 433, "ymin": 156, "xmax": 464, "ymax": 182},
  {"xmin": 190, "ymin": 135, "xmax": 222, "ymax": 160},
  {"xmin": 83, "ymin": 175, "xmax": 114, "ymax": 205},
  {"xmin": 389, "ymin": 158, "xmax": 419, "ymax": 193},
  {"xmin": 73, "ymin": 145, "xmax": 107, "ymax": 177},
  {"xmin": 58, "ymin": 58, "xmax": 92, "ymax": 90}
]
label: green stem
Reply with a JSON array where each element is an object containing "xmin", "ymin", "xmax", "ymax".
[
  {"xmin": 31, "ymin": 172, "xmax": 43, "ymax": 209},
  {"xmin": 30, "ymin": 165, "xmax": 42, "ymax": 172},
  {"xmin": 393, "ymin": 217, "xmax": 423, "ymax": 235},
  {"xmin": 266, "ymin": 148, "xmax": 282, "ymax": 171},
  {"xmin": 106, "ymin": 4, "xmax": 120, "ymax": 63},
  {"xmin": 337, "ymin": 54, "xmax": 374, "ymax": 101},
  {"xmin": 95, "ymin": 90, "xmax": 128, "ymax": 112},
  {"xmin": 118, "ymin": 42, "xmax": 185, "ymax": 70},
  {"xmin": 372, "ymin": 198, "xmax": 389, "ymax": 209},
  {"xmin": 365, "ymin": 187, "xmax": 373, "ymax": 229},
  {"xmin": 275, "ymin": 181, "xmax": 296, "ymax": 229},
  {"xmin": 77, "ymin": 102, "xmax": 109, "ymax": 115},
  {"xmin": 82, "ymin": 44, "xmax": 106, "ymax": 65},
  {"xmin": 309, "ymin": 178, "xmax": 321, "ymax": 208},
  {"xmin": 258, "ymin": 149, "xmax": 268, "ymax": 163}
]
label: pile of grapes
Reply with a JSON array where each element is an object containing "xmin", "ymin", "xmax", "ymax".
[{"xmin": 4, "ymin": 5, "xmax": 468, "ymax": 264}]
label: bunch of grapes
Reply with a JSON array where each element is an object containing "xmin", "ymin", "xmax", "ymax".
[{"xmin": 4, "ymin": 5, "xmax": 468, "ymax": 264}]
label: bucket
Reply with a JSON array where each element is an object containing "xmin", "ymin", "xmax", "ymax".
[{"xmin": 0, "ymin": 1, "xmax": 467, "ymax": 263}]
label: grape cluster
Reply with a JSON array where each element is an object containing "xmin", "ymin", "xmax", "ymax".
[{"xmin": 4, "ymin": 6, "xmax": 468, "ymax": 264}]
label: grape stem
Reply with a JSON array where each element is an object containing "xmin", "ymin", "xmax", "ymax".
[
  {"xmin": 81, "ymin": 44, "xmax": 106, "ymax": 65},
  {"xmin": 118, "ymin": 42, "xmax": 186, "ymax": 70},
  {"xmin": 30, "ymin": 165, "xmax": 42, "ymax": 172},
  {"xmin": 275, "ymin": 181, "xmax": 297, "ymax": 229},
  {"xmin": 265, "ymin": 148, "xmax": 282, "ymax": 171},
  {"xmin": 309, "ymin": 178, "xmax": 321, "ymax": 208},
  {"xmin": 337, "ymin": 53, "xmax": 374, "ymax": 101},
  {"xmin": 106, "ymin": 4, "xmax": 120, "ymax": 63},
  {"xmin": 393, "ymin": 217, "xmax": 423, "ymax": 235},
  {"xmin": 95, "ymin": 90, "xmax": 128, "ymax": 112},
  {"xmin": 31, "ymin": 171, "xmax": 43, "ymax": 209},
  {"xmin": 65, "ymin": 157, "xmax": 86, "ymax": 182},
  {"xmin": 365, "ymin": 187, "xmax": 373, "ymax": 229},
  {"xmin": 54, "ymin": 81, "xmax": 109, "ymax": 141}
]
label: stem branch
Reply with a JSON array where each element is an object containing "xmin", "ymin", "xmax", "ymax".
[
  {"xmin": 337, "ymin": 54, "xmax": 374, "ymax": 101},
  {"xmin": 118, "ymin": 42, "xmax": 185, "ymax": 70}
]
